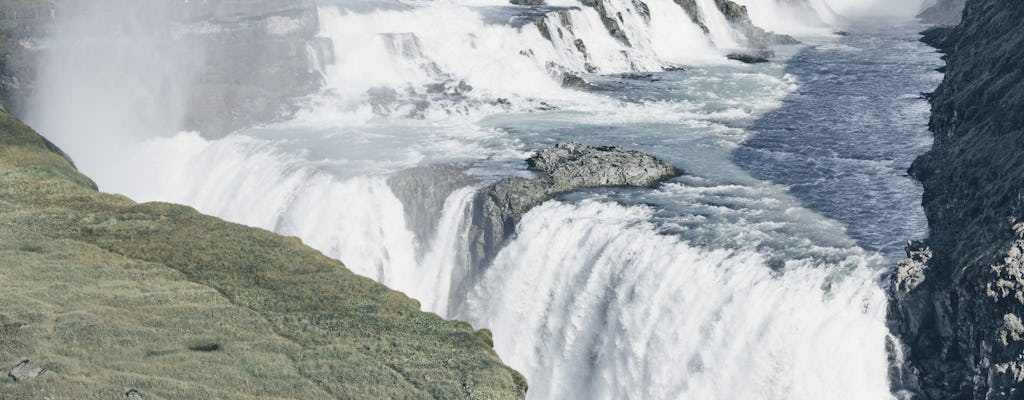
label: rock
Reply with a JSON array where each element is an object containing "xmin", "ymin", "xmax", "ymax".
[
  {"xmin": 510, "ymin": 0, "xmax": 546, "ymax": 5},
  {"xmin": 727, "ymin": 51, "xmax": 772, "ymax": 64},
  {"xmin": 125, "ymin": 389, "xmax": 144, "ymax": 399},
  {"xmin": 465, "ymin": 143, "xmax": 681, "ymax": 280},
  {"xmin": 616, "ymin": 73, "xmax": 659, "ymax": 81},
  {"xmin": 0, "ymin": 0, "xmax": 328, "ymax": 137},
  {"xmin": 887, "ymin": 0, "xmax": 1024, "ymax": 398},
  {"xmin": 388, "ymin": 164, "xmax": 479, "ymax": 250},
  {"xmin": 671, "ymin": 0, "xmax": 798, "ymax": 49},
  {"xmin": 918, "ymin": 0, "xmax": 966, "ymax": 26},
  {"xmin": 8, "ymin": 359, "xmax": 45, "ymax": 382},
  {"xmin": 560, "ymin": 72, "xmax": 591, "ymax": 89},
  {"xmin": 580, "ymin": 0, "xmax": 630, "ymax": 46},
  {"xmin": 672, "ymin": 0, "xmax": 707, "ymax": 33}
]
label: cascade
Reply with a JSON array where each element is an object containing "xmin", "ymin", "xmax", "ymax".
[{"xmin": 21, "ymin": 1, "xmax": 940, "ymax": 399}]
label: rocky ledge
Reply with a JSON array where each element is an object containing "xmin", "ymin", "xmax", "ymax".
[
  {"xmin": 466, "ymin": 142, "xmax": 681, "ymax": 273},
  {"xmin": 0, "ymin": 110, "xmax": 526, "ymax": 398},
  {"xmin": 388, "ymin": 143, "xmax": 680, "ymax": 314},
  {"xmin": 888, "ymin": 0, "xmax": 1024, "ymax": 398}
]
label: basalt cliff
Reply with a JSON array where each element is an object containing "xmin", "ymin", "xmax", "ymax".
[
  {"xmin": 889, "ymin": 0, "xmax": 1024, "ymax": 398},
  {"xmin": 0, "ymin": 0, "xmax": 328, "ymax": 137}
]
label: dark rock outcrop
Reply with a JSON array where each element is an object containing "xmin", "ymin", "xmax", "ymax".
[
  {"xmin": 0, "ymin": 1, "xmax": 54, "ymax": 116},
  {"xmin": 467, "ymin": 142, "xmax": 681, "ymax": 274},
  {"xmin": 510, "ymin": 0, "xmax": 546, "ymax": 5},
  {"xmin": 888, "ymin": 1, "xmax": 1024, "ymax": 398},
  {"xmin": 727, "ymin": 50, "xmax": 773, "ymax": 64},
  {"xmin": 671, "ymin": 0, "xmax": 798, "ymax": 49},
  {"xmin": 713, "ymin": 0, "xmax": 800, "ymax": 48},
  {"xmin": 580, "ymin": 0, "xmax": 630, "ymax": 47}
]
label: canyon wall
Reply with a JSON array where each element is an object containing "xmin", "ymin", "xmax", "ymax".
[
  {"xmin": 889, "ymin": 1, "xmax": 1024, "ymax": 398},
  {"xmin": 0, "ymin": 0, "xmax": 327, "ymax": 137}
]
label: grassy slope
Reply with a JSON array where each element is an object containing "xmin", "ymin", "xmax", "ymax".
[{"xmin": 0, "ymin": 110, "xmax": 526, "ymax": 399}]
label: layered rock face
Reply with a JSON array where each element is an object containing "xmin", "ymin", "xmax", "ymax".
[
  {"xmin": 386, "ymin": 143, "xmax": 680, "ymax": 313},
  {"xmin": 0, "ymin": 0, "xmax": 327, "ymax": 137},
  {"xmin": 674, "ymin": 0, "xmax": 798, "ymax": 49},
  {"xmin": 0, "ymin": 110, "xmax": 527, "ymax": 398},
  {"xmin": 0, "ymin": 0, "xmax": 54, "ymax": 116},
  {"xmin": 466, "ymin": 142, "xmax": 680, "ymax": 275},
  {"xmin": 918, "ymin": 0, "xmax": 967, "ymax": 26},
  {"xmin": 888, "ymin": 1, "xmax": 1024, "ymax": 398}
]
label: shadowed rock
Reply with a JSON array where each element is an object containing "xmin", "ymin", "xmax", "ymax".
[
  {"xmin": 887, "ymin": 1, "xmax": 1024, "ymax": 398},
  {"xmin": 727, "ymin": 51, "xmax": 773, "ymax": 64},
  {"xmin": 388, "ymin": 164, "xmax": 480, "ymax": 251}
]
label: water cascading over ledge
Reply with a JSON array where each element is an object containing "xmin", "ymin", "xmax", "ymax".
[{"xmin": 1, "ymin": 0, "xmax": 940, "ymax": 399}]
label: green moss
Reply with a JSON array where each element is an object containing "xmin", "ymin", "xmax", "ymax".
[{"xmin": 0, "ymin": 109, "xmax": 526, "ymax": 398}]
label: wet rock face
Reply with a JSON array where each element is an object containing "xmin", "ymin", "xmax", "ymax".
[
  {"xmin": 888, "ymin": 1, "xmax": 1024, "ymax": 398},
  {"xmin": 712, "ymin": 0, "xmax": 799, "ymax": 48},
  {"xmin": 169, "ymin": 0, "xmax": 327, "ymax": 137},
  {"xmin": 0, "ymin": 0, "xmax": 327, "ymax": 137},
  {"xmin": 387, "ymin": 164, "xmax": 479, "ymax": 250},
  {"xmin": 918, "ymin": 0, "xmax": 967, "ymax": 26},
  {"xmin": 580, "ymin": 0, "xmax": 630, "ymax": 47},
  {"xmin": 466, "ymin": 143, "xmax": 681, "ymax": 277},
  {"xmin": 671, "ymin": 0, "xmax": 798, "ymax": 49}
]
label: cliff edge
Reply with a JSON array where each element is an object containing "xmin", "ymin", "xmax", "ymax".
[
  {"xmin": 889, "ymin": 1, "xmax": 1024, "ymax": 398},
  {"xmin": 0, "ymin": 110, "xmax": 526, "ymax": 398}
]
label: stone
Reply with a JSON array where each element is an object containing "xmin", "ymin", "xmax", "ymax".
[
  {"xmin": 8, "ymin": 359, "xmax": 45, "ymax": 382},
  {"xmin": 918, "ymin": 0, "xmax": 966, "ymax": 26},
  {"xmin": 465, "ymin": 142, "xmax": 681, "ymax": 278},
  {"xmin": 727, "ymin": 52, "xmax": 771, "ymax": 64},
  {"xmin": 887, "ymin": 1, "xmax": 1024, "ymax": 398}
]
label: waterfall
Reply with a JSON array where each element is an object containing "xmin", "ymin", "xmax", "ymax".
[
  {"xmin": 457, "ymin": 200, "xmax": 893, "ymax": 399},
  {"xmin": 19, "ymin": 1, "xmax": 939, "ymax": 399}
]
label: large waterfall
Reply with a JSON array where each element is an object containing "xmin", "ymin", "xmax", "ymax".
[{"xmin": 26, "ymin": 0, "xmax": 938, "ymax": 398}]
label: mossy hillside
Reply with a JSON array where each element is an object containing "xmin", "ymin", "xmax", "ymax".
[{"xmin": 0, "ymin": 110, "xmax": 527, "ymax": 399}]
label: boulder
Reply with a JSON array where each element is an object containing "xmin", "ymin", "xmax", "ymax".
[
  {"xmin": 466, "ymin": 143, "xmax": 681, "ymax": 277},
  {"xmin": 8, "ymin": 359, "xmax": 45, "ymax": 382}
]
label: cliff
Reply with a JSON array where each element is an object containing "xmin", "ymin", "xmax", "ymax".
[
  {"xmin": 0, "ymin": 110, "xmax": 526, "ymax": 398},
  {"xmin": 0, "ymin": 0, "xmax": 328, "ymax": 137},
  {"xmin": 918, "ymin": 0, "xmax": 966, "ymax": 26},
  {"xmin": 889, "ymin": 0, "xmax": 1024, "ymax": 398}
]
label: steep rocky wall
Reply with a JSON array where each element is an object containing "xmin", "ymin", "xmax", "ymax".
[
  {"xmin": 0, "ymin": 0, "xmax": 328, "ymax": 137},
  {"xmin": 918, "ymin": 0, "xmax": 966, "ymax": 26},
  {"xmin": 0, "ymin": 0, "xmax": 54, "ymax": 117},
  {"xmin": 0, "ymin": 109, "xmax": 527, "ymax": 398},
  {"xmin": 889, "ymin": 1, "xmax": 1024, "ymax": 398}
]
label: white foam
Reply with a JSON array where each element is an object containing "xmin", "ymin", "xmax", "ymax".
[{"xmin": 459, "ymin": 200, "xmax": 895, "ymax": 400}]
